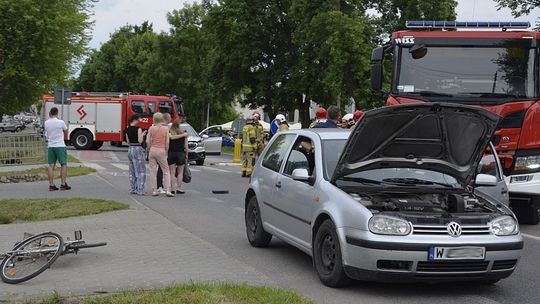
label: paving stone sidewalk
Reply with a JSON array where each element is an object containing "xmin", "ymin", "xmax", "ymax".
[{"xmin": 0, "ymin": 174, "xmax": 273, "ymax": 302}]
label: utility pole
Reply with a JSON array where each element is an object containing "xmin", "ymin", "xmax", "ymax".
[{"xmin": 206, "ymin": 103, "xmax": 210, "ymax": 128}]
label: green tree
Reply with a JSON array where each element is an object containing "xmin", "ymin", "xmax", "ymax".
[
  {"xmin": 495, "ymin": 0, "xmax": 540, "ymax": 16},
  {"xmin": 0, "ymin": 0, "xmax": 93, "ymax": 114}
]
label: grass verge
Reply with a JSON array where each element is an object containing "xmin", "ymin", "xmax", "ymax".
[
  {"xmin": 0, "ymin": 165, "xmax": 95, "ymax": 180},
  {"xmin": 22, "ymin": 283, "xmax": 314, "ymax": 304},
  {"xmin": 222, "ymin": 146, "xmax": 234, "ymax": 154},
  {"xmin": 0, "ymin": 198, "xmax": 129, "ymax": 224}
]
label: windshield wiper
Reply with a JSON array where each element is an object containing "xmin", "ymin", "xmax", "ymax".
[
  {"xmin": 341, "ymin": 176, "xmax": 384, "ymax": 185},
  {"xmin": 382, "ymin": 178, "xmax": 454, "ymax": 188},
  {"xmin": 404, "ymin": 91, "xmax": 454, "ymax": 98},
  {"xmin": 457, "ymin": 92, "xmax": 527, "ymax": 99}
]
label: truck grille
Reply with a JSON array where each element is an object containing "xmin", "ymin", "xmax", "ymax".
[
  {"xmin": 492, "ymin": 260, "xmax": 517, "ymax": 271},
  {"xmin": 412, "ymin": 224, "xmax": 491, "ymax": 235},
  {"xmin": 417, "ymin": 261, "xmax": 489, "ymax": 272}
]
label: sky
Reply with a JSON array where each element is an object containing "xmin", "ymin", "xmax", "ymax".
[{"xmin": 88, "ymin": 0, "xmax": 540, "ymax": 49}]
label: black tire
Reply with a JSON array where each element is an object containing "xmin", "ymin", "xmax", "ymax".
[
  {"xmin": 245, "ymin": 196, "xmax": 272, "ymax": 247},
  {"xmin": 0, "ymin": 232, "xmax": 64, "ymax": 284},
  {"xmin": 313, "ymin": 220, "xmax": 351, "ymax": 287},
  {"xmin": 90, "ymin": 141, "xmax": 104, "ymax": 150},
  {"xmin": 72, "ymin": 130, "xmax": 93, "ymax": 150},
  {"xmin": 0, "ymin": 127, "xmax": 3, "ymax": 133},
  {"xmin": 67, "ymin": 242, "xmax": 107, "ymax": 250},
  {"xmin": 15, "ymin": 127, "xmax": 21, "ymax": 132},
  {"xmin": 196, "ymin": 159, "xmax": 205, "ymax": 166}
]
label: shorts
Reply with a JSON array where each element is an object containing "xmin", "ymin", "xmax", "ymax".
[
  {"xmin": 168, "ymin": 151, "xmax": 186, "ymax": 166},
  {"xmin": 48, "ymin": 147, "xmax": 68, "ymax": 165}
]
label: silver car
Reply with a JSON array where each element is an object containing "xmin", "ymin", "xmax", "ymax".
[{"xmin": 245, "ymin": 103, "xmax": 522, "ymax": 287}]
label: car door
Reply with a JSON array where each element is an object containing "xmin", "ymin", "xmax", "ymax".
[
  {"xmin": 199, "ymin": 126, "xmax": 223, "ymax": 154},
  {"xmin": 258, "ymin": 134, "xmax": 296, "ymax": 231},
  {"xmin": 272, "ymin": 135, "xmax": 317, "ymax": 248},
  {"xmin": 476, "ymin": 143, "xmax": 509, "ymax": 205}
]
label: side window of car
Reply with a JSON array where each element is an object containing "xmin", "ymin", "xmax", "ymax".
[
  {"xmin": 479, "ymin": 154, "xmax": 500, "ymax": 180},
  {"xmin": 208, "ymin": 127, "xmax": 223, "ymax": 137},
  {"xmin": 159, "ymin": 101, "xmax": 172, "ymax": 114},
  {"xmin": 262, "ymin": 134, "xmax": 295, "ymax": 172},
  {"xmin": 148, "ymin": 102, "xmax": 157, "ymax": 114},
  {"xmin": 284, "ymin": 137, "xmax": 315, "ymax": 176},
  {"xmin": 131, "ymin": 100, "xmax": 146, "ymax": 114}
]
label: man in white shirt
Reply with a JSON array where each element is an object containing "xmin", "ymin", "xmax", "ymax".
[{"xmin": 44, "ymin": 107, "xmax": 70, "ymax": 191}]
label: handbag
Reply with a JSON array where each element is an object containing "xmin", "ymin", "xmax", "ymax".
[{"xmin": 183, "ymin": 164, "xmax": 192, "ymax": 183}]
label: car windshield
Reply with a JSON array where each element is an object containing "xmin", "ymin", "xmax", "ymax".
[
  {"xmin": 396, "ymin": 46, "xmax": 535, "ymax": 99},
  {"xmin": 181, "ymin": 124, "xmax": 198, "ymax": 137},
  {"xmin": 322, "ymin": 139, "xmax": 460, "ymax": 187}
]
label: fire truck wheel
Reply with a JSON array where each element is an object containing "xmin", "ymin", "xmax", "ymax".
[
  {"xmin": 91, "ymin": 141, "xmax": 104, "ymax": 150},
  {"xmin": 72, "ymin": 130, "xmax": 93, "ymax": 150}
]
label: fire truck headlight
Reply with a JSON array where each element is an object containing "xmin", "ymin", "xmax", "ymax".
[{"xmin": 514, "ymin": 156, "xmax": 540, "ymax": 172}]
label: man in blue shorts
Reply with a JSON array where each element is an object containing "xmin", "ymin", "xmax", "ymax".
[{"xmin": 44, "ymin": 107, "xmax": 71, "ymax": 191}]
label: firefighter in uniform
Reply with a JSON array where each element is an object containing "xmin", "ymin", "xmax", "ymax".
[
  {"xmin": 241, "ymin": 117, "xmax": 257, "ymax": 177},
  {"xmin": 252, "ymin": 112, "xmax": 265, "ymax": 157}
]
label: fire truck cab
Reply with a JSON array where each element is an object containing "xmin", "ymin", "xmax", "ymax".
[
  {"xmin": 371, "ymin": 21, "xmax": 540, "ymax": 224},
  {"xmin": 42, "ymin": 92, "xmax": 183, "ymax": 150}
]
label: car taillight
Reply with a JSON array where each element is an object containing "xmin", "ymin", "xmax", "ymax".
[{"xmin": 514, "ymin": 155, "xmax": 540, "ymax": 172}]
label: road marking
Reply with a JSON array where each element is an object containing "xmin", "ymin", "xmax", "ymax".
[
  {"xmin": 111, "ymin": 163, "xmax": 129, "ymax": 171},
  {"xmin": 207, "ymin": 197, "xmax": 224, "ymax": 203},
  {"xmin": 522, "ymin": 233, "xmax": 540, "ymax": 242},
  {"xmin": 82, "ymin": 162, "xmax": 106, "ymax": 171},
  {"xmin": 201, "ymin": 166, "xmax": 230, "ymax": 173},
  {"xmin": 233, "ymin": 207, "xmax": 245, "ymax": 213},
  {"xmin": 189, "ymin": 168, "xmax": 201, "ymax": 172}
]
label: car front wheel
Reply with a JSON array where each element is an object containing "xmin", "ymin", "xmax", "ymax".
[
  {"xmin": 245, "ymin": 196, "xmax": 272, "ymax": 247},
  {"xmin": 313, "ymin": 219, "xmax": 351, "ymax": 287}
]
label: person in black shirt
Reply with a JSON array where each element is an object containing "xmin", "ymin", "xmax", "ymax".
[
  {"xmin": 169, "ymin": 120, "xmax": 188, "ymax": 194},
  {"xmin": 125, "ymin": 115, "xmax": 147, "ymax": 195}
]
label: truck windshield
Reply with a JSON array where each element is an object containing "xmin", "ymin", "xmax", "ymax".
[{"xmin": 396, "ymin": 46, "xmax": 535, "ymax": 99}]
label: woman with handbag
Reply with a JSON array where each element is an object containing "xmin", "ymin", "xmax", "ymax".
[
  {"xmin": 168, "ymin": 120, "xmax": 188, "ymax": 194},
  {"xmin": 146, "ymin": 112, "xmax": 174, "ymax": 197}
]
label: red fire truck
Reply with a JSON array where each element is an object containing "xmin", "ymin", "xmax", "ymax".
[
  {"xmin": 42, "ymin": 92, "xmax": 183, "ymax": 150},
  {"xmin": 370, "ymin": 21, "xmax": 540, "ymax": 224}
]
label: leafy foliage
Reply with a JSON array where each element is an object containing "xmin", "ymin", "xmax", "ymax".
[
  {"xmin": 0, "ymin": 0, "xmax": 93, "ymax": 114},
  {"xmin": 495, "ymin": 0, "xmax": 540, "ymax": 16}
]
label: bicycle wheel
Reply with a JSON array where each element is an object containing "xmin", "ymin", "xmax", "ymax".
[
  {"xmin": 0, "ymin": 232, "xmax": 63, "ymax": 284},
  {"xmin": 67, "ymin": 242, "xmax": 107, "ymax": 250}
]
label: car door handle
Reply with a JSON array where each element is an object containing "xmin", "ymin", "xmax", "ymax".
[{"xmin": 275, "ymin": 181, "xmax": 282, "ymax": 188}]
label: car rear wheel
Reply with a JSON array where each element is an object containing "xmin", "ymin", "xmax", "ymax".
[
  {"xmin": 245, "ymin": 196, "xmax": 272, "ymax": 247},
  {"xmin": 0, "ymin": 128, "xmax": 3, "ymax": 133},
  {"xmin": 196, "ymin": 159, "xmax": 205, "ymax": 166},
  {"xmin": 313, "ymin": 220, "xmax": 351, "ymax": 287},
  {"xmin": 15, "ymin": 127, "xmax": 21, "ymax": 132}
]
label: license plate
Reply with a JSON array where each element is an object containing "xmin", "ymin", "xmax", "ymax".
[{"xmin": 428, "ymin": 246, "xmax": 485, "ymax": 261}]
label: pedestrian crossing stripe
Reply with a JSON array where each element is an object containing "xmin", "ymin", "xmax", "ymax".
[{"xmin": 111, "ymin": 163, "xmax": 130, "ymax": 171}]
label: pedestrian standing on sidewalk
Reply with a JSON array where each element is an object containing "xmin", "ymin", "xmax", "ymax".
[
  {"xmin": 168, "ymin": 120, "xmax": 188, "ymax": 194},
  {"xmin": 146, "ymin": 112, "xmax": 174, "ymax": 197},
  {"xmin": 44, "ymin": 107, "xmax": 71, "ymax": 191},
  {"xmin": 125, "ymin": 114, "xmax": 147, "ymax": 195},
  {"xmin": 156, "ymin": 113, "xmax": 172, "ymax": 194}
]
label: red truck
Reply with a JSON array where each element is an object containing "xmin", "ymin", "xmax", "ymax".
[
  {"xmin": 42, "ymin": 92, "xmax": 183, "ymax": 150},
  {"xmin": 370, "ymin": 21, "xmax": 540, "ymax": 224}
]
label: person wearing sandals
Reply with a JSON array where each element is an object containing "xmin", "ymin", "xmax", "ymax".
[
  {"xmin": 168, "ymin": 120, "xmax": 188, "ymax": 194},
  {"xmin": 146, "ymin": 112, "xmax": 174, "ymax": 197},
  {"xmin": 125, "ymin": 114, "xmax": 147, "ymax": 195}
]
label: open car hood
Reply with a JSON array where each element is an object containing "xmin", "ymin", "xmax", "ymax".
[{"xmin": 332, "ymin": 103, "xmax": 500, "ymax": 186}]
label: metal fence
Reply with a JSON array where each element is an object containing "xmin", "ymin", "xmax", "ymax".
[{"xmin": 0, "ymin": 133, "xmax": 47, "ymax": 166}]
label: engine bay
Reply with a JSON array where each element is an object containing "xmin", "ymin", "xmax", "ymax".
[{"xmin": 348, "ymin": 192, "xmax": 498, "ymax": 214}]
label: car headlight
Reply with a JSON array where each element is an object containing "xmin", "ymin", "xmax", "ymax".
[
  {"xmin": 196, "ymin": 141, "xmax": 204, "ymax": 148},
  {"xmin": 490, "ymin": 216, "xmax": 518, "ymax": 236},
  {"xmin": 368, "ymin": 215, "xmax": 411, "ymax": 236},
  {"xmin": 514, "ymin": 155, "xmax": 540, "ymax": 172}
]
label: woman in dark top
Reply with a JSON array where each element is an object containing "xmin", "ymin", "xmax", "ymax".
[
  {"xmin": 169, "ymin": 120, "xmax": 188, "ymax": 194},
  {"xmin": 125, "ymin": 115, "xmax": 147, "ymax": 195}
]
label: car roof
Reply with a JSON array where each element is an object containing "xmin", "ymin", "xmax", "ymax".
[{"xmin": 280, "ymin": 128, "xmax": 351, "ymax": 140}]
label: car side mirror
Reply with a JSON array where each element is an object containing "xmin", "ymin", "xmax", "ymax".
[
  {"xmin": 201, "ymin": 134, "xmax": 209, "ymax": 139},
  {"xmin": 475, "ymin": 174, "xmax": 498, "ymax": 187},
  {"xmin": 291, "ymin": 168, "xmax": 310, "ymax": 182}
]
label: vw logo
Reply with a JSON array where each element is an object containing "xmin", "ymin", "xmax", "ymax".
[
  {"xmin": 447, "ymin": 222, "xmax": 462, "ymax": 237},
  {"xmin": 502, "ymin": 136, "xmax": 510, "ymax": 143}
]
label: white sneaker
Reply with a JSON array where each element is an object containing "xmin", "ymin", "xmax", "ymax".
[{"xmin": 157, "ymin": 187, "xmax": 166, "ymax": 194}]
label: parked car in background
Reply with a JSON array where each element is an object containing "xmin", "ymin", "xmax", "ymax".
[
  {"xmin": 0, "ymin": 119, "xmax": 24, "ymax": 133},
  {"xmin": 199, "ymin": 125, "xmax": 223, "ymax": 154},
  {"xmin": 181, "ymin": 123, "xmax": 207, "ymax": 165},
  {"xmin": 245, "ymin": 103, "xmax": 522, "ymax": 287}
]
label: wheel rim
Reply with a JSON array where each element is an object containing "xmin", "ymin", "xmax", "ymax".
[
  {"xmin": 76, "ymin": 135, "xmax": 88, "ymax": 147},
  {"xmin": 320, "ymin": 232, "xmax": 337, "ymax": 274},
  {"xmin": 247, "ymin": 204, "xmax": 258, "ymax": 235}
]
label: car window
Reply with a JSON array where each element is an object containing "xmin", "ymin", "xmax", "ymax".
[
  {"xmin": 203, "ymin": 127, "xmax": 223, "ymax": 138},
  {"xmin": 479, "ymin": 154, "xmax": 501, "ymax": 180},
  {"xmin": 159, "ymin": 101, "xmax": 172, "ymax": 114},
  {"xmin": 262, "ymin": 134, "xmax": 295, "ymax": 172},
  {"xmin": 148, "ymin": 102, "xmax": 157, "ymax": 114},
  {"xmin": 323, "ymin": 139, "xmax": 347, "ymax": 179},
  {"xmin": 131, "ymin": 100, "xmax": 146, "ymax": 114},
  {"xmin": 284, "ymin": 136, "xmax": 315, "ymax": 176}
]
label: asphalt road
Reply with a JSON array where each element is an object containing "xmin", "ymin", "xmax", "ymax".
[{"xmin": 71, "ymin": 144, "xmax": 540, "ymax": 304}]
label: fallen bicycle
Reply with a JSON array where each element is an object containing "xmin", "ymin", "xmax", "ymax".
[{"xmin": 0, "ymin": 231, "xmax": 106, "ymax": 284}]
